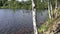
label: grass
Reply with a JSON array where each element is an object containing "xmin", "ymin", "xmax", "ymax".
[
  {"xmin": 38, "ymin": 16, "xmax": 55, "ymax": 33},
  {"xmin": 38, "ymin": 15, "xmax": 60, "ymax": 34},
  {"xmin": 38, "ymin": 9, "xmax": 60, "ymax": 33}
]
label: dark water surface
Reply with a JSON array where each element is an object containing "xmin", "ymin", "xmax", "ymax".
[{"xmin": 0, "ymin": 9, "xmax": 48, "ymax": 34}]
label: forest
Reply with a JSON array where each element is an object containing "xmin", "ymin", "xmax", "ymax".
[{"xmin": 0, "ymin": 0, "xmax": 48, "ymax": 10}]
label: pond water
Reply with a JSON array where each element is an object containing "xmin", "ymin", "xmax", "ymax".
[{"xmin": 0, "ymin": 9, "xmax": 48, "ymax": 34}]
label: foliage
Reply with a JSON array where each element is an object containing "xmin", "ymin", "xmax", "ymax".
[
  {"xmin": 0, "ymin": 0, "xmax": 32, "ymax": 10},
  {"xmin": 38, "ymin": 16, "xmax": 53, "ymax": 33},
  {"xmin": 38, "ymin": 24, "xmax": 47, "ymax": 33},
  {"xmin": 0, "ymin": 0, "xmax": 60, "ymax": 10},
  {"xmin": 0, "ymin": 0, "xmax": 48, "ymax": 10},
  {"xmin": 36, "ymin": 0, "xmax": 48, "ymax": 10}
]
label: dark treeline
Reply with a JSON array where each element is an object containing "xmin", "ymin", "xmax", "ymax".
[
  {"xmin": 0, "ymin": 0, "xmax": 32, "ymax": 10},
  {"xmin": 0, "ymin": 0, "xmax": 48, "ymax": 10}
]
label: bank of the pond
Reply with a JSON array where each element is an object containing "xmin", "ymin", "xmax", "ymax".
[{"xmin": 38, "ymin": 15, "xmax": 60, "ymax": 34}]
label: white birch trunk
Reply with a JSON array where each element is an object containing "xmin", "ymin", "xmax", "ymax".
[
  {"xmin": 50, "ymin": 2, "xmax": 53, "ymax": 19},
  {"xmin": 31, "ymin": 0, "xmax": 38, "ymax": 34},
  {"xmin": 53, "ymin": 0, "xmax": 58, "ymax": 18},
  {"xmin": 55, "ymin": 0, "xmax": 58, "ymax": 18},
  {"xmin": 41, "ymin": 0, "xmax": 43, "ymax": 2},
  {"xmin": 55, "ymin": 0, "xmax": 57, "ymax": 9},
  {"xmin": 50, "ymin": 3, "xmax": 52, "ymax": 14},
  {"xmin": 48, "ymin": 0, "xmax": 51, "ymax": 19}
]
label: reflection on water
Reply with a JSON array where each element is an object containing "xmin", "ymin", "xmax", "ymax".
[{"xmin": 0, "ymin": 9, "xmax": 48, "ymax": 34}]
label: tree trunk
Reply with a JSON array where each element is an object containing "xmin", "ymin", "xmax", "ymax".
[
  {"xmin": 55, "ymin": 0, "xmax": 58, "ymax": 18},
  {"xmin": 48, "ymin": 0, "xmax": 51, "ymax": 19},
  {"xmin": 41, "ymin": 0, "xmax": 43, "ymax": 2},
  {"xmin": 55, "ymin": 0, "xmax": 57, "ymax": 9},
  {"xmin": 50, "ymin": 2, "xmax": 53, "ymax": 19},
  {"xmin": 32, "ymin": 0, "xmax": 38, "ymax": 34}
]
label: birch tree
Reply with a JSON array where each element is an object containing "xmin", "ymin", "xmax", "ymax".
[
  {"xmin": 48, "ymin": 0, "xmax": 51, "ymax": 19},
  {"xmin": 55, "ymin": 0, "xmax": 57, "ymax": 10},
  {"xmin": 41, "ymin": 0, "xmax": 43, "ymax": 2},
  {"xmin": 55, "ymin": 0, "xmax": 58, "ymax": 18},
  {"xmin": 50, "ymin": 1, "xmax": 53, "ymax": 19},
  {"xmin": 31, "ymin": 0, "xmax": 38, "ymax": 34}
]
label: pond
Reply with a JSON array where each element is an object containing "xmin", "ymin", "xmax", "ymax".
[{"xmin": 0, "ymin": 9, "xmax": 48, "ymax": 34}]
